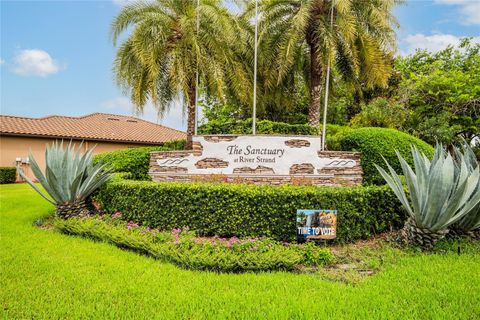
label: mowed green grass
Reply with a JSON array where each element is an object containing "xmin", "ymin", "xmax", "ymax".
[{"xmin": 1, "ymin": 184, "xmax": 479, "ymax": 319}]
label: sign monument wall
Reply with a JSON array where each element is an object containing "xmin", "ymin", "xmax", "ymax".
[{"xmin": 149, "ymin": 135, "xmax": 362, "ymax": 186}]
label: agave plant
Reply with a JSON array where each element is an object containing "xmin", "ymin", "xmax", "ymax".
[
  {"xmin": 375, "ymin": 144, "xmax": 480, "ymax": 249},
  {"xmin": 19, "ymin": 141, "xmax": 112, "ymax": 218},
  {"xmin": 450, "ymin": 143, "xmax": 480, "ymax": 235}
]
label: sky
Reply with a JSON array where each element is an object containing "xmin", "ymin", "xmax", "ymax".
[{"xmin": 1, "ymin": 0, "xmax": 479, "ymax": 131}]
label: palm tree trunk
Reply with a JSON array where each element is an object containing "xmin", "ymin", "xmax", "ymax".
[
  {"xmin": 185, "ymin": 86, "xmax": 196, "ymax": 150},
  {"xmin": 308, "ymin": 42, "xmax": 323, "ymax": 127}
]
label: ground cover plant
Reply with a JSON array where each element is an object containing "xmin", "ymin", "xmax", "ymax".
[
  {"xmin": 96, "ymin": 176, "xmax": 404, "ymax": 242},
  {"xmin": 53, "ymin": 214, "xmax": 333, "ymax": 272},
  {"xmin": 1, "ymin": 183, "xmax": 480, "ymax": 319}
]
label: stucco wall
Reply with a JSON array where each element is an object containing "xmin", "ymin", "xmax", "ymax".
[{"xmin": 0, "ymin": 135, "xmax": 158, "ymax": 181}]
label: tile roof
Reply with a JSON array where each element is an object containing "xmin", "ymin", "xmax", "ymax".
[{"xmin": 0, "ymin": 113, "xmax": 186, "ymax": 144}]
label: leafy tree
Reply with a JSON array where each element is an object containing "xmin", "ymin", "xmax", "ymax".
[
  {"xmin": 350, "ymin": 97, "xmax": 408, "ymax": 129},
  {"xmin": 111, "ymin": 0, "xmax": 246, "ymax": 148},
  {"xmin": 247, "ymin": 0, "xmax": 400, "ymax": 127},
  {"xmin": 396, "ymin": 38, "xmax": 480, "ymax": 145}
]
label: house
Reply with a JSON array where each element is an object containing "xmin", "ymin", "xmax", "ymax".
[{"xmin": 0, "ymin": 113, "xmax": 186, "ymax": 181}]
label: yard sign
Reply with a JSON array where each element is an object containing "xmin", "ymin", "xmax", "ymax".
[{"xmin": 296, "ymin": 209, "xmax": 337, "ymax": 240}]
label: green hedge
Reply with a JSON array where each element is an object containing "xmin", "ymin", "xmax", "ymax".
[
  {"xmin": 338, "ymin": 128, "xmax": 434, "ymax": 185},
  {"xmin": 96, "ymin": 177, "xmax": 404, "ymax": 243},
  {"xmin": 0, "ymin": 167, "xmax": 16, "ymax": 184},
  {"xmin": 93, "ymin": 140, "xmax": 185, "ymax": 180},
  {"xmin": 199, "ymin": 119, "xmax": 318, "ymax": 135},
  {"xmin": 54, "ymin": 216, "xmax": 334, "ymax": 273}
]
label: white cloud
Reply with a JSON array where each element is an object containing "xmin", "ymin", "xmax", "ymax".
[
  {"xmin": 13, "ymin": 49, "xmax": 60, "ymax": 77},
  {"xmin": 101, "ymin": 96, "xmax": 135, "ymax": 111},
  {"xmin": 401, "ymin": 33, "xmax": 480, "ymax": 55},
  {"xmin": 0, "ymin": 58, "xmax": 4, "ymax": 65},
  {"xmin": 435, "ymin": 0, "xmax": 480, "ymax": 25},
  {"xmin": 101, "ymin": 96, "xmax": 187, "ymax": 131},
  {"xmin": 112, "ymin": 0, "xmax": 140, "ymax": 6}
]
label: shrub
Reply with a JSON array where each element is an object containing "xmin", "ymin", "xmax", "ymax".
[
  {"xmin": 339, "ymin": 127, "xmax": 434, "ymax": 185},
  {"xmin": 93, "ymin": 140, "xmax": 185, "ymax": 180},
  {"xmin": 19, "ymin": 141, "xmax": 112, "ymax": 218},
  {"xmin": 451, "ymin": 143, "xmax": 480, "ymax": 234},
  {"xmin": 54, "ymin": 216, "xmax": 334, "ymax": 272},
  {"xmin": 199, "ymin": 119, "xmax": 318, "ymax": 135},
  {"xmin": 376, "ymin": 144, "xmax": 480, "ymax": 249},
  {"xmin": 322, "ymin": 124, "xmax": 354, "ymax": 151},
  {"xmin": 0, "ymin": 167, "xmax": 16, "ymax": 184},
  {"xmin": 96, "ymin": 177, "xmax": 403, "ymax": 243},
  {"xmin": 349, "ymin": 98, "xmax": 409, "ymax": 130}
]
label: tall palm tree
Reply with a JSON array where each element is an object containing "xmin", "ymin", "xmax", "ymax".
[
  {"xmin": 249, "ymin": 0, "xmax": 400, "ymax": 127},
  {"xmin": 111, "ymin": 0, "xmax": 245, "ymax": 148}
]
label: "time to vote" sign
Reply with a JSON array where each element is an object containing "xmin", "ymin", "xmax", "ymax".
[{"xmin": 296, "ymin": 209, "xmax": 337, "ymax": 241}]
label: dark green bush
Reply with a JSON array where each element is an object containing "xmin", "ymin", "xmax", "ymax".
[
  {"xmin": 54, "ymin": 216, "xmax": 334, "ymax": 273},
  {"xmin": 93, "ymin": 140, "xmax": 185, "ymax": 180},
  {"xmin": 338, "ymin": 127, "xmax": 434, "ymax": 185},
  {"xmin": 322, "ymin": 124, "xmax": 354, "ymax": 151},
  {"xmin": 199, "ymin": 119, "xmax": 318, "ymax": 135},
  {"xmin": 96, "ymin": 177, "xmax": 404, "ymax": 243},
  {"xmin": 0, "ymin": 167, "xmax": 16, "ymax": 184}
]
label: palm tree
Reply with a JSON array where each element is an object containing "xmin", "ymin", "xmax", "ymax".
[
  {"xmin": 250, "ymin": 0, "xmax": 400, "ymax": 127},
  {"xmin": 111, "ymin": 0, "xmax": 245, "ymax": 148}
]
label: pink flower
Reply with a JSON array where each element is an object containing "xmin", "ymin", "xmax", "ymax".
[
  {"xmin": 171, "ymin": 228, "xmax": 182, "ymax": 236},
  {"xmin": 228, "ymin": 237, "xmax": 239, "ymax": 246},
  {"xmin": 112, "ymin": 212, "xmax": 122, "ymax": 220},
  {"xmin": 126, "ymin": 221, "xmax": 139, "ymax": 229}
]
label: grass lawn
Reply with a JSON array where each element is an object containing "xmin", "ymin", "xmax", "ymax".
[{"xmin": 1, "ymin": 183, "xmax": 479, "ymax": 319}]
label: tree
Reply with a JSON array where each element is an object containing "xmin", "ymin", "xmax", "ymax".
[
  {"xmin": 350, "ymin": 97, "xmax": 408, "ymax": 129},
  {"xmin": 396, "ymin": 38, "xmax": 480, "ymax": 145},
  {"xmin": 111, "ymin": 0, "xmax": 245, "ymax": 148},
  {"xmin": 250, "ymin": 0, "xmax": 400, "ymax": 127}
]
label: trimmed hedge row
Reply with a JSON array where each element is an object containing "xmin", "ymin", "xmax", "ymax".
[
  {"xmin": 199, "ymin": 119, "xmax": 318, "ymax": 136},
  {"xmin": 96, "ymin": 177, "xmax": 404, "ymax": 242},
  {"xmin": 338, "ymin": 128, "xmax": 434, "ymax": 185},
  {"xmin": 93, "ymin": 140, "xmax": 185, "ymax": 180},
  {"xmin": 0, "ymin": 167, "xmax": 16, "ymax": 184}
]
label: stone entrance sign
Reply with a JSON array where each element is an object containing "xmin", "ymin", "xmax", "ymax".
[{"xmin": 149, "ymin": 135, "xmax": 362, "ymax": 186}]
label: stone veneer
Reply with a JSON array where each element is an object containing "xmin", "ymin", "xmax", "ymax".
[
  {"xmin": 285, "ymin": 139, "xmax": 311, "ymax": 148},
  {"xmin": 195, "ymin": 158, "xmax": 229, "ymax": 169},
  {"xmin": 149, "ymin": 135, "xmax": 363, "ymax": 187},
  {"xmin": 289, "ymin": 163, "xmax": 315, "ymax": 174}
]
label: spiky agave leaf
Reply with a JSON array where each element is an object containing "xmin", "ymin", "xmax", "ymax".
[
  {"xmin": 375, "ymin": 143, "xmax": 480, "ymax": 247},
  {"xmin": 20, "ymin": 141, "xmax": 112, "ymax": 214},
  {"xmin": 451, "ymin": 142, "xmax": 480, "ymax": 233}
]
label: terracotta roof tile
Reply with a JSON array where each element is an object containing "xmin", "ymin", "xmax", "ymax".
[{"xmin": 0, "ymin": 113, "xmax": 186, "ymax": 144}]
